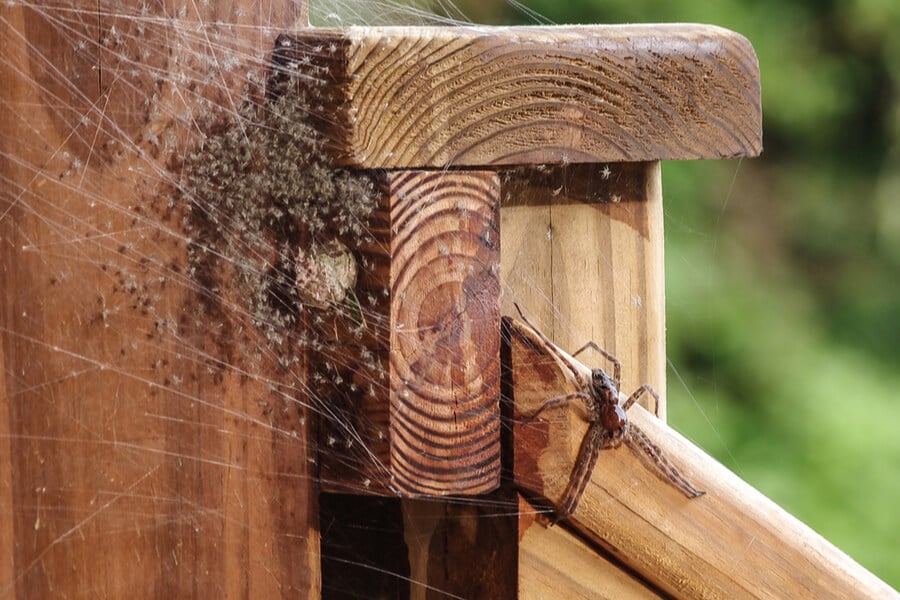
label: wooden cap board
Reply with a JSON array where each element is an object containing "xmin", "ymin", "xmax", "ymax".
[{"xmin": 273, "ymin": 24, "xmax": 762, "ymax": 168}]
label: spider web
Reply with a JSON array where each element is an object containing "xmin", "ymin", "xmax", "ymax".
[
  {"xmin": 0, "ymin": 2, "xmax": 563, "ymax": 597},
  {"xmin": 3, "ymin": 0, "xmax": 892, "ymax": 598}
]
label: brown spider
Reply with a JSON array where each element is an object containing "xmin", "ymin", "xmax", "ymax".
[{"xmin": 514, "ymin": 304, "xmax": 704, "ymax": 518}]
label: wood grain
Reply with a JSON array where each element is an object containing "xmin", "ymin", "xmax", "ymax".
[
  {"xmin": 507, "ymin": 316, "xmax": 898, "ymax": 599},
  {"xmin": 274, "ymin": 24, "xmax": 762, "ymax": 168},
  {"xmin": 500, "ymin": 162, "xmax": 666, "ymax": 416},
  {"xmin": 518, "ymin": 497, "xmax": 662, "ymax": 599},
  {"xmin": 500, "ymin": 161, "xmax": 671, "ymax": 597},
  {"xmin": 318, "ymin": 170, "xmax": 502, "ymax": 496},
  {"xmin": 0, "ymin": 3, "xmax": 317, "ymax": 598}
]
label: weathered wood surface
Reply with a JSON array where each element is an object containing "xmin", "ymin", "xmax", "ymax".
[
  {"xmin": 500, "ymin": 161, "xmax": 670, "ymax": 598},
  {"xmin": 274, "ymin": 24, "xmax": 762, "ymax": 168},
  {"xmin": 0, "ymin": 2, "xmax": 318, "ymax": 598},
  {"xmin": 506, "ymin": 316, "xmax": 898, "ymax": 599},
  {"xmin": 318, "ymin": 170, "xmax": 502, "ymax": 496}
]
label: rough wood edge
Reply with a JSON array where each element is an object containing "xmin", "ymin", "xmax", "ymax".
[
  {"xmin": 274, "ymin": 24, "xmax": 762, "ymax": 168},
  {"xmin": 507, "ymin": 316, "xmax": 897, "ymax": 599}
]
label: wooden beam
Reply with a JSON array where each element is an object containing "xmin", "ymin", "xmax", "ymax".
[
  {"xmin": 0, "ymin": 3, "xmax": 318, "ymax": 597},
  {"xmin": 273, "ymin": 24, "xmax": 762, "ymax": 168},
  {"xmin": 500, "ymin": 161, "xmax": 671, "ymax": 598},
  {"xmin": 318, "ymin": 170, "xmax": 502, "ymax": 496},
  {"xmin": 506, "ymin": 315, "xmax": 897, "ymax": 599},
  {"xmin": 402, "ymin": 497, "xmax": 518, "ymax": 599}
]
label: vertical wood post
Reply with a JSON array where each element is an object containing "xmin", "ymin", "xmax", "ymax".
[
  {"xmin": 502, "ymin": 162, "xmax": 669, "ymax": 598},
  {"xmin": 1, "ymin": 2, "xmax": 320, "ymax": 597},
  {"xmin": 318, "ymin": 170, "xmax": 501, "ymax": 496},
  {"xmin": 501, "ymin": 162, "xmax": 666, "ymax": 414}
]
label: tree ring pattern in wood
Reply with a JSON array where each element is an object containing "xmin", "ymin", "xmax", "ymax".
[{"xmin": 387, "ymin": 171, "xmax": 501, "ymax": 495}]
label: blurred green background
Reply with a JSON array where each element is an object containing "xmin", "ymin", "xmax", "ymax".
[{"xmin": 315, "ymin": 0, "xmax": 900, "ymax": 587}]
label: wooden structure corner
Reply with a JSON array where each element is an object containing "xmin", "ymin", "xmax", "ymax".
[{"xmin": 4, "ymin": 3, "xmax": 899, "ymax": 598}]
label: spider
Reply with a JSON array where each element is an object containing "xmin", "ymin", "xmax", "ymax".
[{"xmin": 513, "ymin": 304, "xmax": 704, "ymax": 518}]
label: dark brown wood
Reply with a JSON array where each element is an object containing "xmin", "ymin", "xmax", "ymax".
[
  {"xmin": 402, "ymin": 497, "xmax": 518, "ymax": 599},
  {"xmin": 319, "ymin": 170, "xmax": 502, "ymax": 496},
  {"xmin": 0, "ymin": 2, "xmax": 318, "ymax": 598},
  {"xmin": 275, "ymin": 24, "xmax": 762, "ymax": 169},
  {"xmin": 320, "ymin": 494, "xmax": 410, "ymax": 599}
]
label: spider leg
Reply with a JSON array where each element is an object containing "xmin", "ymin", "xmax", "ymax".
[
  {"xmin": 558, "ymin": 423, "xmax": 604, "ymax": 518},
  {"xmin": 571, "ymin": 341, "xmax": 622, "ymax": 390},
  {"xmin": 624, "ymin": 426, "xmax": 704, "ymax": 498},
  {"xmin": 519, "ymin": 392, "xmax": 591, "ymax": 422},
  {"xmin": 622, "ymin": 384, "xmax": 660, "ymax": 417}
]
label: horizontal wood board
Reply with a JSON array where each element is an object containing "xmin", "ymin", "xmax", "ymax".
[{"xmin": 274, "ymin": 24, "xmax": 762, "ymax": 168}]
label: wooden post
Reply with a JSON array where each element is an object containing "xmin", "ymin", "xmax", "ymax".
[
  {"xmin": 0, "ymin": 2, "xmax": 319, "ymax": 597},
  {"xmin": 316, "ymin": 170, "xmax": 502, "ymax": 496},
  {"xmin": 274, "ymin": 23, "xmax": 762, "ymax": 496},
  {"xmin": 501, "ymin": 162, "xmax": 666, "ymax": 415}
]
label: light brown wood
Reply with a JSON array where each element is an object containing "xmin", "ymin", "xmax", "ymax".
[
  {"xmin": 507, "ymin": 316, "xmax": 898, "ymax": 599},
  {"xmin": 500, "ymin": 161, "xmax": 670, "ymax": 597},
  {"xmin": 0, "ymin": 2, "xmax": 318, "ymax": 598},
  {"xmin": 275, "ymin": 25, "xmax": 762, "ymax": 168},
  {"xmin": 501, "ymin": 161, "xmax": 666, "ymax": 416},
  {"xmin": 318, "ymin": 170, "xmax": 502, "ymax": 496},
  {"xmin": 518, "ymin": 497, "xmax": 662, "ymax": 599}
]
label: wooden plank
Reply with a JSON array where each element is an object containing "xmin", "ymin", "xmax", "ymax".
[
  {"xmin": 500, "ymin": 162, "xmax": 665, "ymax": 416},
  {"xmin": 273, "ymin": 24, "xmax": 762, "ymax": 168},
  {"xmin": 0, "ymin": 342, "xmax": 11, "ymax": 590},
  {"xmin": 506, "ymin": 316, "xmax": 898, "ymax": 599},
  {"xmin": 402, "ymin": 497, "xmax": 517, "ymax": 599},
  {"xmin": 518, "ymin": 497, "xmax": 662, "ymax": 599},
  {"xmin": 318, "ymin": 170, "xmax": 502, "ymax": 496},
  {"xmin": 500, "ymin": 161, "xmax": 669, "ymax": 597},
  {"xmin": 0, "ymin": 2, "xmax": 318, "ymax": 598}
]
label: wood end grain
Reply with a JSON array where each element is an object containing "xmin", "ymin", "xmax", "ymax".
[{"xmin": 318, "ymin": 171, "xmax": 502, "ymax": 496}]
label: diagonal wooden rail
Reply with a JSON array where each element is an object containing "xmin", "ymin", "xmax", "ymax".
[{"xmin": 506, "ymin": 314, "xmax": 898, "ymax": 599}]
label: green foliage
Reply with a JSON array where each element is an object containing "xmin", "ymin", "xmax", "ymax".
[{"xmin": 451, "ymin": 0, "xmax": 900, "ymax": 587}]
